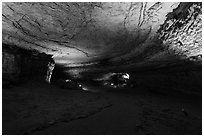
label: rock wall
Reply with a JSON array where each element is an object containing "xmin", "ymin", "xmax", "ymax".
[
  {"xmin": 3, "ymin": 47, "xmax": 21, "ymax": 83},
  {"xmin": 3, "ymin": 51, "xmax": 18, "ymax": 74},
  {"xmin": 130, "ymin": 63, "xmax": 202, "ymax": 96},
  {"xmin": 110, "ymin": 2, "xmax": 202, "ymax": 64},
  {"xmin": 2, "ymin": 44, "xmax": 53, "ymax": 87},
  {"xmin": 158, "ymin": 2, "xmax": 202, "ymax": 58}
]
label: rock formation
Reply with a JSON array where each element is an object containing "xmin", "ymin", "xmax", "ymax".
[
  {"xmin": 159, "ymin": 3, "xmax": 202, "ymax": 59},
  {"xmin": 2, "ymin": 2, "xmax": 202, "ymax": 67},
  {"xmin": 2, "ymin": 44, "xmax": 53, "ymax": 87}
]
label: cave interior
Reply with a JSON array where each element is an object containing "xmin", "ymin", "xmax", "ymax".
[{"xmin": 2, "ymin": 2, "xmax": 202, "ymax": 135}]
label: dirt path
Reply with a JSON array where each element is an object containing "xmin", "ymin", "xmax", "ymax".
[
  {"xmin": 2, "ymin": 82, "xmax": 111, "ymax": 135},
  {"xmin": 32, "ymin": 87, "xmax": 202, "ymax": 135}
]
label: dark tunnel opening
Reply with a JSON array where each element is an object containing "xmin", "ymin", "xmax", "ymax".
[{"xmin": 2, "ymin": 2, "xmax": 202, "ymax": 135}]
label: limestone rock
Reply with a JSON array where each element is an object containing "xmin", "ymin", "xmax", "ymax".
[
  {"xmin": 2, "ymin": 2, "xmax": 180, "ymax": 63},
  {"xmin": 158, "ymin": 3, "xmax": 202, "ymax": 58}
]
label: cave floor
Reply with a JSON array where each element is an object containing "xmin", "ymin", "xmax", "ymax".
[{"xmin": 2, "ymin": 81, "xmax": 202, "ymax": 135}]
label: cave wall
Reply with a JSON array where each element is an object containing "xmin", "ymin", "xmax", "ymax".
[
  {"xmin": 2, "ymin": 47, "xmax": 21, "ymax": 82},
  {"xmin": 2, "ymin": 45, "xmax": 53, "ymax": 86},
  {"xmin": 129, "ymin": 62, "xmax": 202, "ymax": 96},
  {"xmin": 110, "ymin": 2, "xmax": 202, "ymax": 64},
  {"xmin": 158, "ymin": 2, "xmax": 202, "ymax": 58}
]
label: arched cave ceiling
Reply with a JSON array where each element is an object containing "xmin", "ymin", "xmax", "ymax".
[{"xmin": 2, "ymin": 2, "xmax": 202, "ymax": 65}]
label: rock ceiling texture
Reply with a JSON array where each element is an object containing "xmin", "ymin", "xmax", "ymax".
[{"xmin": 2, "ymin": 2, "xmax": 202, "ymax": 65}]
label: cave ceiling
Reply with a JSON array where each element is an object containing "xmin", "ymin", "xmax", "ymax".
[{"xmin": 3, "ymin": 2, "xmax": 201, "ymax": 65}]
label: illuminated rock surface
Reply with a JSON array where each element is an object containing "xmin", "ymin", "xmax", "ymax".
[
  {"xmin": 3, "ymin": 2, "xmax": 201, "ymax": 66},
  {"xmin": 159, "ymin": 3, "xmax": 202, "ymax": 58}
]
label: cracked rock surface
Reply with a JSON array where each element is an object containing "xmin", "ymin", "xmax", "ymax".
[
  {"xmin": 3, "ymin": 2, "xmax": 187, "ymax": 64},
  {"xmin": 159, "ymin": 3, "xmax": 202, "ymax": 58}
]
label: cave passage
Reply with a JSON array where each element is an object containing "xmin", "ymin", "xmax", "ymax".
[{"xmin": 2, "ymin": 2, "xmax": 202, "ymax": 135}]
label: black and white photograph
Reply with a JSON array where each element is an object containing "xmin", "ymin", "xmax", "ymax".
[{"xmin": 2, "ymin": 1, "xmax": 202, "ymax": 135}]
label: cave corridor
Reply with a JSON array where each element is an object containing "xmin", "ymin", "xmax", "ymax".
[{"xmin": 2, "ymin": 2, "xmax": 202, "ymax": 135}]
